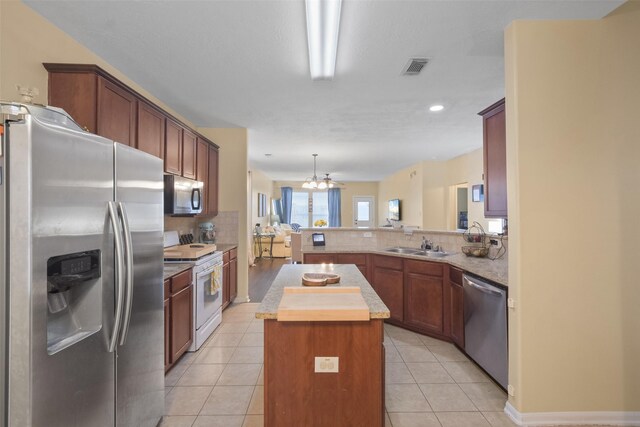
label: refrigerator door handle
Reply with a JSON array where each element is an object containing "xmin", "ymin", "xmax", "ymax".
[
  {"xmin": 118, "ymin": 202, "xmax": 134, "ymax": 345},
  {"xmin": 108, "ymin": 201, "xmax": 126, "ymax": 353}
]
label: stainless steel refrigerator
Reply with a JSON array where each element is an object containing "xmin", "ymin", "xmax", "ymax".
[{"xmin": 0, "ymin": 103, "xmax": 164, "ymax": 426}]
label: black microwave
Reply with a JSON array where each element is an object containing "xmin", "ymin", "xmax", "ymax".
[{"xmin": 164, "ymin": 175, "xmax": 203, "ymax": 216}]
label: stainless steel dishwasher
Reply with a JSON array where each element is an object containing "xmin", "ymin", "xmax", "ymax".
[{"xmin": 463, "ymin": 274, "xmax": 508, "ymax": 389}]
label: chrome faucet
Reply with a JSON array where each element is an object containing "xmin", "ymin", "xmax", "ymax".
[{"xmin": 420, "ymin": 237, "xmax": 433, "ymax": 250}]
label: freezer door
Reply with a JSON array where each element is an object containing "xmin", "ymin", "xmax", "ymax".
[
  {"xmin": 114, "ymin": 143, "xmax": 164, "ymax": 427},
  {"xmin": 6, "ymin": 112, "xmax": 116, "ymax": 426}
]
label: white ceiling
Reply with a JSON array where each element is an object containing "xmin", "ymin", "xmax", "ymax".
[{"xmin": 25, "ymin": 0, "xmax": 622, "ymax": 181}]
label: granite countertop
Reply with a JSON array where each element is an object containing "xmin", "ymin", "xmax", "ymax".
[
  {"xmin": 163, "ymin": 263, "xmax": 193, "ymax": 280},
  {"xmin": 256, "ymin": 264, "xmax": 390, "ymax": 320},
  {"xmin": 216, "ymin": 243, "xmax": 238, "ymax": 253},
  {"xmin": 301, "ymin": 247, "xmax": 508, "ymax": 287}
]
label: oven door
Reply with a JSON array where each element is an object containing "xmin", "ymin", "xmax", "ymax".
[{"xmin": 195, "ymin": 262, "xmax": 222, "ymax": 329}]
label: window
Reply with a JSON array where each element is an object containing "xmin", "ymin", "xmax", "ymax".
[{"xmin": 291, "ymin": 191, "xmax": 328, "ymax": 228}]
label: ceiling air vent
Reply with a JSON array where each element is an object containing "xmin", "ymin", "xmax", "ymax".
[{"xmin": 402, "ymin": 58, "xmax": 429, "ymax": 75}]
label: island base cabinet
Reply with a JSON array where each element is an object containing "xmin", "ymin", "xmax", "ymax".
[{"xmin": 264, "ymin": 319, "xmax": 384, "ymax": 427}]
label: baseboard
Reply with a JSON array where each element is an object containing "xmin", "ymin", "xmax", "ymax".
[{"xmin": 505, "ymin": 402, "xmax": 640, "ymax": 426}]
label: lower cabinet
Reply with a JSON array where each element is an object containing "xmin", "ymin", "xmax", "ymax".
[
  {"xmin": 302, "ymin": 251, "xmax": 467, "ymax": 348},
  {"xmin": 222, "ymin": 247, "xmax": 238, "ymax": 310},
  {"xmin": 164, "ymin": 269, "xmax": 193, "ymax": 372},
  {"xmin": 404, "ymin": 260, "xmax": 445, "ymax": 335},
  {"xmin": 230, "ymin": 250, "xmax": 238, "ymax": 302},
  {"xmin": 449, "ymin": 267, "xmax": 465, "ymax": 348},
  {"xmin": 303, "ymin": 252, "xmax": 370, "ymax": 281}
]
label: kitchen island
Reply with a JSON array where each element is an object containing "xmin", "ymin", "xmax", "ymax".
[{"xmin": 256, "ymin": 264, "xmax": 390, "ymax": 427}]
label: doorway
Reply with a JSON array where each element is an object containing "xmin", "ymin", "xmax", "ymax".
[
  {"xmin": 353, "ymin": 196, "xmax": 375, "ymax": 228},
  {"xmin": 450, "ymin": 183, "xmax": 468, "ymax": 231}
]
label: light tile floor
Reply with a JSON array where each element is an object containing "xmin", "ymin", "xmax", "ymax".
[{"xmin": 163, "ymin": 303, "xmax": 600, "ymax": 427}]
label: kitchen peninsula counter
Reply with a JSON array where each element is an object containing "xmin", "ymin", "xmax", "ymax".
[
  {"xmin": 301, "ymin": 247, "xmax": 508, "ymax": 287},
  {"xmin": 257, "ymin": 264, "xmax": 389, "ymax": 427}
]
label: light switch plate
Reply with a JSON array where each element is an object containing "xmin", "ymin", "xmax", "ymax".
[{"xmin": 314, "ymin": 356, "xmax": 339, "ymax": 373}]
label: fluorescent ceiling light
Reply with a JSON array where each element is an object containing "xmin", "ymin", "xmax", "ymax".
[
  {"xmin": 429, "ymin": 105, "xmax": 444, "ymax": 112},
  {"xmin": 305, "ymin": 0, "xmax": 342, "ymax": 80}
]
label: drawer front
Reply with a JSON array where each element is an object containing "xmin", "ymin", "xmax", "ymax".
[
  {"xmin": 164, "ymin": 279, "xmax": 171, "ymax": 300},
  {"xmin": 229, "ymin": 247, "xmax": 237, "ymax": 260},
  {"xmin": 449, "ymin": 267, "xmax": 463, "ymax": 286},
  {"xmin": 371, "ymin": 254, "xmax": 403, "ymax": 271},
  {"xmin": 223, "ymin": 250, "xmax": 230, "ymax": 264},
  {"xmin": 405, "ymin": 259, "xmax": 443, "ymax": 277},
  {"xmin": 171, "ymin": 269, "xmax": 192, "ymax": 294},
  {"xmin": 337, "ymin": 253, "xmax": 367, "ymax": 265}
]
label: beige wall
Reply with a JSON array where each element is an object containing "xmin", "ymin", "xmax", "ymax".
[
  {"xmin": 250, "ymin": 169, "xmax": 274, "ymax": 227},
  {"xmin": 0, "ymin": 0, "xmax": 193, "ymax": 127},
  {"xmin": 377, "ymin": 149, "xmax": 487, "ymax": 231},
  {"xmin": 377, "ymin": 164, "xmax": 423, "ymax": 227},
  {"xmin": 505, "ymin": 1, "xmax": 640, "ymax": 414},
  {"xmin": 198, "ymin": 128, "xmax": 249, "ymax": 302}
]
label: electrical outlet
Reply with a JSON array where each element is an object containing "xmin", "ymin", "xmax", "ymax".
[
  {"xmin": 490, "ymin": 239, "xmax": 498, "ymax": 246},
  {"xmin": 314, "ymin": 357, "xmax": 339, "ymax": 373},
  {"xmin": 363, "ymin": 232, "xmax": 372, "ymax": 238},
  {"xmin": 507, "ymin": 384, "xmax": 515, "ymax": 396}
]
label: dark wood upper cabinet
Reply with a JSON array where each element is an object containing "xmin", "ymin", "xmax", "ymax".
[
  {"xmin": 196, "ymin": 139, "xmax": 209, "ymax": 215},
  {"xmin": 44, "ymin": 64, "xmax": 219, "ymax": 182},
  {"xmin": 479, "ymin": 99, "xmax": 507, "ymax": 218},
  {"xmin": 182, "ymin": 129, "xmax": 197, "ymax": 179},
  {"xmin": 165, "ymin": 119, "xmax": 183, "ymax": 175},
  {"xmin": 137, "ymin": 101, "xmax": 165, "ymax": 158},
  {"xmin": 96, "ymin": 77, "xmax": 137, "ymax": 146},
  {"xmin": 208, "ymin": 145, "xmax": 219, "ymax": 216}
]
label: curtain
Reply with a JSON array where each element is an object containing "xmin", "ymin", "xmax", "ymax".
[
  {"xmin": 328, "ymin": 188, "xmax": 342, "ymax": 227},
  {"xmin": 273, "ymin": 198, "xmax": 283, "ymax": 223},
  {"xmin": 281, "ymin": 187, "xmax": 293, "ymax": 224}
]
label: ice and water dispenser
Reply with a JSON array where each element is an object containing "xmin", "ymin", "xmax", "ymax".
[{"xmin": 46, "ymin": 250, "xmax": 102, "ymax": 354}]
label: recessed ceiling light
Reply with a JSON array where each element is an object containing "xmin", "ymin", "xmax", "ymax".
[{"xmin": 429, "ymin": 105, "xmax": 444, "ymax": 112}]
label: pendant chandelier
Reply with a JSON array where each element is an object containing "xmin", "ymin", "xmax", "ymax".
[{"xmin": 302, "ymin": 154, "xmax": 334, "ymax": 189}]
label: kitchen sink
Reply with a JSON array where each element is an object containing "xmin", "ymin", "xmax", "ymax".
[
  {"xmin": 384, "ymin": 247, "xmax": 423, "ymax": 255},
  {"xmin": 384, "ymin": 247, "xmax": 452, "ymax": 257}
]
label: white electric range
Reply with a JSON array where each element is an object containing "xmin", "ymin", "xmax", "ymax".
[{"xmin": 164, "ymin": 231, "xmax": 223, "ymax": 351}]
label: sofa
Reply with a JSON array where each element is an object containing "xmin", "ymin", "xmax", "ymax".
[{"xmin": 254, "ymin": 224, "xmax": 295, "ymax": 258}]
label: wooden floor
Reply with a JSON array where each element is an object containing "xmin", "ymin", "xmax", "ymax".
[{"xmin": 248, "ymin": 257, "xmax": 291, "ymax": 302}]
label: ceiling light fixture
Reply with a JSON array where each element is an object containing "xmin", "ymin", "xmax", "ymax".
[
  {"xmin": 302, "ymin": 154, "xmax": 334, "ymax": 189},
  {"xmin": 305, "ymin": 0, "xmax": 342, "ymax": 80},
  {"xmin": 429, "ymin": 105, "xmax": 444, "ymax": 112}
]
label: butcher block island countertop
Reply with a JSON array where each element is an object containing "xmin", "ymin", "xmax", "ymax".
[{"xmin": 257, "ymin": 264, "xmax": 389, "ymax": 427}]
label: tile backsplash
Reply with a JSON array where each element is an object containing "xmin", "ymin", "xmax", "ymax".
[{"xmin": 164, "ymin": 211, "xmax": 239, "ymax": 245}]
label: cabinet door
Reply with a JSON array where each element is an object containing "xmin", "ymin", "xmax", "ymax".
[
  {"xmin": 165, "ymin": 119, "xmax": 183, "ymax": 175},
  {"xmin": 303, "ymin": 253, "xmax": 337, "ymax": 264},
  {"xmin": 196, "ymin": 139, "xmax": 209, "ymax": 215},
  {"xmin": 207, "ymin": 146, "xmax": 219, "ymax": 216},
  {"xmin": 371, "ymin": 267, "xmax": 404, "ymax": 322},
  {"xmin": 137, "ymin": 101, "xmax": 165, "ymax": 158},
  {"xmin": 230, "ymin": 258, "xmax": 238, "ymax": 302},
  {"xmin": 97, "ymin": 77, "xmax": 136, "ymax": 146},
  {"xmin": 170, "ymin": 285, "xmax": 193, "ymax": 362},
  {"xmin": 480, "ymin": 99, "xmax": 507, "ymax": 218},
  {"xmin": 450, "ymin": 282, "xmax": 464, "ymax": 348},
  {"xmin": 182, "ymin": 130, "xmax": 197, "ymax": 179},
  {"xmin": 405, "ymin": 273, "xmax": 444, "ymax": 334},
  {"xmin": 223, "ymin": 262, "xmax": 231, "ymax": 307},
  {"xmin": 164, "ymin": 298, "xmax": 171, "ymax": 370}
]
